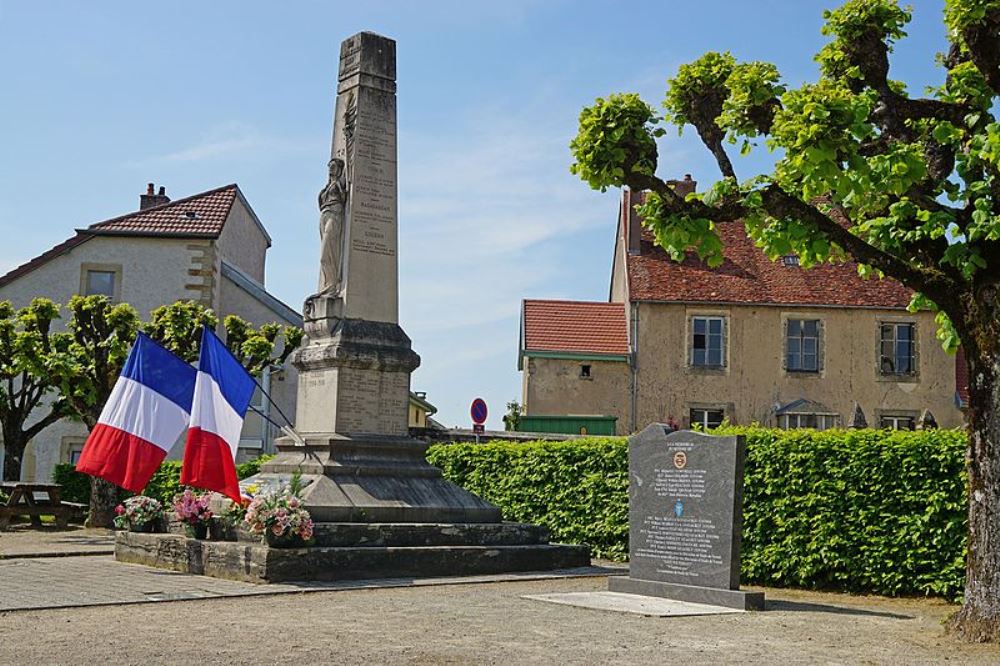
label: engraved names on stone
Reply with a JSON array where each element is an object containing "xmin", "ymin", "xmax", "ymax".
[{"xmin": 627, "ymin": 426, "xmax": 746, "ymax": 590}]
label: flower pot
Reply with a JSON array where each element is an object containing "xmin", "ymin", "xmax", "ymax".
[
  {"xmin": 265, "ymin": 530, "xmax": 303, "ymax": 549},
  {"xmin": 185, "ymin": 522, "xmax": 209, "ymax": 539}
]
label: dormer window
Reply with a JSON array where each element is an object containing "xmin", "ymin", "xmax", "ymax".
[{"xmin": 782, "ymin": 255, "xmax": 800, "ymax": 267}]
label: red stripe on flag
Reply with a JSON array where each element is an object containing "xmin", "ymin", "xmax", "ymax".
[
  {"xmin": 180, "ymin": 427, "xmax": 240, "ymax": 502},
  {"xmin": 75, "ymin": 423, "xmax": 168, "ymax": 494}
]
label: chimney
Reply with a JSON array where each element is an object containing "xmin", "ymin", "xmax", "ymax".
[
  {"xmin": 624, "ymin": 175, "xmax": 697, "ymax": 255},
  {"xmin": 139, "ymin": 183, "xmax": 170, "ymax": 210}
]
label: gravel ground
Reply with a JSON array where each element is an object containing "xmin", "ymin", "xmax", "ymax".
[{"xmin": 2, "ymin": 576, "xmax": 997, "ymax": 665}]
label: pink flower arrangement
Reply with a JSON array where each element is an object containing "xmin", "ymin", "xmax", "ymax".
[
  {"xmin": 244, "ymin": 490, "xmax": 314, "ymax": 544},
  {"xmin": 113, "ymin": 496, "xmax": 163, "ymax": 531},
  {"xmin": 172, "ymin": 488, "xmax": 213, "ymax": 525}
]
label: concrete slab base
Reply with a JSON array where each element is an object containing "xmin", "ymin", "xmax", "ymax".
[
  {"xmin": 609, "ymin": 575, "xmax": 765, "ymax": 611},
  {"xmin": 523, "ymin": 591, "xmax": 745, "ymax": 617}
]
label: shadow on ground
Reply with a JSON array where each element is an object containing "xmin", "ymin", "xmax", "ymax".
[{"xmin": 767, "ymin": 598, "xmax": 912, "ymax": 619}]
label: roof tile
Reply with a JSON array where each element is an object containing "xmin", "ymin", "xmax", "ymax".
[
  {"xmin": 523, "ymin": 300, "xmax": 629, "ymax": 356},
  {"xmin": 88, "ymin": 184, "xmax": 238, "ymax": 237},
  {"xmin": 627, "ymin": 221, "xmax": 912, "ymax": 308}
]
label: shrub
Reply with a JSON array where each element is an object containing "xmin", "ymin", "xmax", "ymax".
[
  {"xmin": 53, "ymin": 454, "xmax": 275, "ymax": 506},
  {"xmin": 427, "ymin": 427, "xmax": 969, "ymax": 600}
]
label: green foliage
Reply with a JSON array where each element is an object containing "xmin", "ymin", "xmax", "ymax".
[
  {"xmin": 144, "ymin": 301, "xmax": 218, "ymax": 363},
  {"xmin": 502, "ymin": 400, "xmax": 522, "ymax": 432},
  {"xmin": 569, "ymin": 0, "xmax": 1000, "ymax": 357},
  {"xmin": 569, "ymin": 93, "xmax": 662, "ymax": 191},
  {"xmin": 53, "ymin": 455, "xmax": 275, "ymax": 506},
  {"xmin": 944, "ymin": 0, "xmax": 1000, "ymax": 33},
  {"xmin": 144, "ymin": 301, "xmax": 303, "ymax": 376},
  {"xmin": 48, "ymin": 295, "xmax": 140, "ymax": 427},
  {"xmin": 428, "ymin": 437, "xmax": 629, "ymax": 559},
  {"xmin": 663, "ymin": 51, "xmax": 735, "ymax": 129},
  {"xmin": 428, "ymin": 428, "xmax": 969, "ymax": 599}
]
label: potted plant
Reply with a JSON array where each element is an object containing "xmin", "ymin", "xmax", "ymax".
[
  {"xmin": 114, "ymin": 496, "xmax": 164, "ymax": 533},
  {"xmin": 172, "ymin": 488, "xmax": 214, "ymax": 539},
  {"xmin": 244, "ymin": 491, "xmax": 314, "ymax": 548}
]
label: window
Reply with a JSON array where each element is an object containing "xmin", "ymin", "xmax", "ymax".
[
  {"xmin": 782, "ymin": 255, "xmax": 800, "ymax": 266},
  {"xmin": 580, "ymin": 364, "xmax": 592, "ymax": 379},
  {"xmin": 85, "ymin": 270, "xmax": 116, "ymax": 297},
  {"xmin": 880, "ymin": 323, "xmax": 916, "ymax": 375},
  {"xmin": 691, "ymin": 316, "xmax": 725, "ymax": 367},
  {"xmin": 880, "ymin": 415, "xmax": 915, "ymax": 430},
  {"xmin": 786, "ymin": 319, "xmax": 821, "ymax": 372},
  {"xmin": 779, "ymin": 413, "xmax": 840, "ymax": 430},
  {"xmin": 79, "ymin": 263, "xmax": 121, "ymax": 301},
  {"xmin": 690, "ymin": 408, "xmax": 724, "ymax": 430}
]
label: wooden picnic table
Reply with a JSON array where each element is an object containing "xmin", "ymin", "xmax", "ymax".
[{"xmin": 0, "ymin": 483, "xmax": 85, "ymax": 530}]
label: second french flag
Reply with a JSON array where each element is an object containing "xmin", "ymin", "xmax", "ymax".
[{"xmin": 180, "ymin": 327, "xmax": 257, "ymax": 502}]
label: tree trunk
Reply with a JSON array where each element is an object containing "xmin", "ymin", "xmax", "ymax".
[
  {"xmin": 950, "ymin": 348, "xmax": 1000, "ymax": 642},
  {"xmin": 1, "ymin": 434, "xmax": 25, "ymax": 482},
  {"xmin": 85, "ymin": 477, "xmax": 119, "ymax": 528}
]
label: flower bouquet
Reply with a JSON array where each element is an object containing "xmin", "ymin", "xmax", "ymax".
[
  {"xmin": 244, "ymin": 491, "xmax": 314, "ymax": 548},
  {"xmin": 114, "ymin": 496, "xmax": 164, "ymax": 532},
  {"xmin": 172, "ymin": 488, "xmax": 213, "ymax": 539}
]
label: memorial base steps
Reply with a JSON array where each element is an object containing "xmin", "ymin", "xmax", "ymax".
[{"xmin": 115, "ymin": 523, "xmax": 590, "ymax": 584}]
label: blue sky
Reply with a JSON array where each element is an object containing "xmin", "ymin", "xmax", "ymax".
[{"xmin": 0, "ymin": 1, "xmax": 950, "ymax": 428}]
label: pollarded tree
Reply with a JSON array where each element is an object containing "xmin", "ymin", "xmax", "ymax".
[
  {"xmin": 0, "ymin": 299, "xmax": 68, "ymax": 481},
  {"xmin": 570, "ymin": 0, "xmax": 1000, "ymax": 642}
]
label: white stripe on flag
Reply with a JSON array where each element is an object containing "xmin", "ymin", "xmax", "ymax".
[
  {"xmin": 190, "ymin": 370, "xmax": 245, "ymax": 458},
  {"xmin": 98, "ymin": 377, "xmax": 191, "ymax": 452}
]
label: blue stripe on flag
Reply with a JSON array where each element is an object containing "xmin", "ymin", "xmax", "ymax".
[
  {"xmin": 197, "ymin": 327, "xmax": 257, "ymax": 416},
  {"xmin": 121, "ymin": 333, "xmax": 197, "ymax": 413}
]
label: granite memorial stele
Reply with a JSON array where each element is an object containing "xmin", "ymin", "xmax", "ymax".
[
  {"xmin": 115, "ymin": 31, "xmax": 589, "ymax": 583},
  {"xmin": 608, "ymin": 425, "xmax": 764, "ymax": 610}
]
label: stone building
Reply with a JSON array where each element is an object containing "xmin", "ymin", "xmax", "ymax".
[
  {"xmin": 520, "ymin": 182, "xmax": 963, "ymax": 435},
  {"xmin": 0, "ymin": 183, "xmax": 300, "ymax": 481}
]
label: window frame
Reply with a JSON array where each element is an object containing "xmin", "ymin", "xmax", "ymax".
[
  {"xmin": 778, "ymin": 412, "xmax": 840, "ymax": 430},
  {"xmin": 689, "ymin": 315, "xmax": 727, "ymax": 369},
  {"xmin": 689, "ymin": 407, "xmax": 725, "ymax": 430},
  {"xmin": 785, "ymin": 318, "xmax": 822, "ymax": 374},
  {"xmin": 878, "ymin": 321, "xmax": 918, "ymax": 378},
  {"xmin": 79, "ymin": 262, "xmax": 123, "ymax": 302},
  {"xmin": 879, "ymin": 413, "xmax": 917, "ymax": 430}
]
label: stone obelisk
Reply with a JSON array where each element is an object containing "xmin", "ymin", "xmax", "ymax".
[{"xmin": 255, "ymin": 32, "xmax": 501, "ymax": 524}]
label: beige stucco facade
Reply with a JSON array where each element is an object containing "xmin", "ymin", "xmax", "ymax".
[
  {"xmin": 521, "ymin": 301, "xmax": 961, "ymax": 436},
  {"xmin": 522, "ymin": 356, "xmax": 631, "ymax": 432},
  {"xmin": 631, "ymin": 301, "xmax": 959, "ymax": 431},
  {"xmin": 0, "ymin": 189, "xmax": 300, "ymax": 481}
]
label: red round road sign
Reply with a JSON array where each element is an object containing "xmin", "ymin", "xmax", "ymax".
[{"xmin": 470, "ymin": 398, "xmax": 488, "ymax": 425}]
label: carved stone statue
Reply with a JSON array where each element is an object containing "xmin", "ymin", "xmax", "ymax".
[{"xmin": 317, "ymin": 158, "xmax": 348, "ymax": 297}]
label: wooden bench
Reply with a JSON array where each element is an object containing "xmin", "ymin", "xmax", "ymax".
[{"xmin": 0, "ymin": 483, "xmax": 84, "ymax": 530}]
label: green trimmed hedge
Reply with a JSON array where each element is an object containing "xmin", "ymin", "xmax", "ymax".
[
  {"xmin": 53, "ymin": 455, "xmax": 274, "ymax": 507},
  {"xmin": 426, "ymin": 427, "xmax": 968, "ymax": 600}
]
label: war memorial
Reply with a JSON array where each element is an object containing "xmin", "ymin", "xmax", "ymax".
[{"xmin": 114, "ymin": 31, "xmax": 588, "ymax": 582}]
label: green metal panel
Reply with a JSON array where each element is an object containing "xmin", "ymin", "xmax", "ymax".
[{"xmin": 518, "ymin": 415, "xmax": 617, "ymax": 436}]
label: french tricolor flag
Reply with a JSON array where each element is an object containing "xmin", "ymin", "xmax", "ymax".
[
  {"xmin": 76, "ymin": 333, "xmax": 196, "ymax": 493},
  {"xmin": 181, "ymin": 327, "xmax": 256, "ymax": 502}
]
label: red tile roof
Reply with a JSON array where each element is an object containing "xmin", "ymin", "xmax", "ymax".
[
  {"xmin": 0, "ymin": 184, "xmax": 241, "ymax": 289},
  {"xmin": 627, "ymin": 221, "xmax": 912, "ymax": 308},
  {"xmin": 88, "ymin": 184, "xmax": 238, "ymax": 237},
  {"xmin": 522, "ymin": 299, "xmax": 629, "ymax": 356}
]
